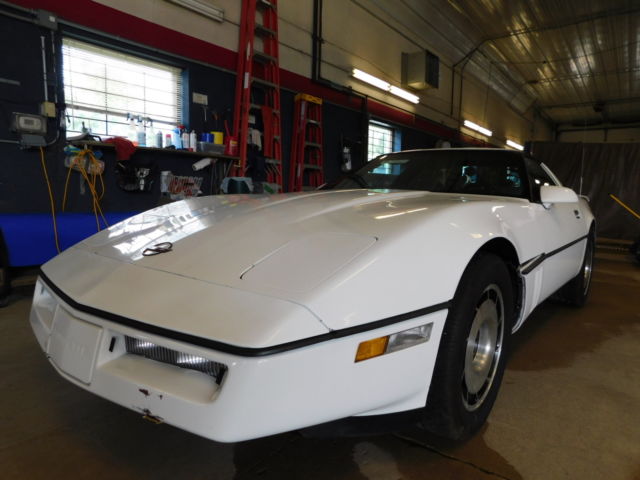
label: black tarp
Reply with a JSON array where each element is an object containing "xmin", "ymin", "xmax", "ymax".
[{"xmin": 530, "ymin": 141, "xmax": 640, "ymax": 240}]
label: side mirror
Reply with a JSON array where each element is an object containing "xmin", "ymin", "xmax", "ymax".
[{"xmin": 540, "ymin": 185, "xmax": 579, "ymax": 205}]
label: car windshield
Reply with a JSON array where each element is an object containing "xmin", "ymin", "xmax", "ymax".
[{"xmin": 329, "ymin": 149, "xmax": 528, "ymax": 198}]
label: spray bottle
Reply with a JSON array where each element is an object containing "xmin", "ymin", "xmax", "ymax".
[
  {"xmin": 189, "ymin": 130, "xmax": 197, "ymax": 152},
  {"xmin": 172, "ymin": 126, "xmax": 182, "ymax": 149},
  {"xmin": 182, "ymin": 129, "xmax": 190, "ymax": 151},
  {"xmin": 127, "ymin": 114, "xmax": 137, "ymax": 144}
]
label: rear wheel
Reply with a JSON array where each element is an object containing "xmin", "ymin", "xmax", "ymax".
[
  {"xmin": 630, "ymin": 238, "xmax": 640, "ymax": 264},
  {"xmin": 422, "ymin": 253, "xmax": 514, "ymax": 441}
]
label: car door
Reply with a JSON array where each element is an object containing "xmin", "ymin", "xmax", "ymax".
[{"xmin": 524, "ymin": 158, "xmax": 586, "ymax": 300}]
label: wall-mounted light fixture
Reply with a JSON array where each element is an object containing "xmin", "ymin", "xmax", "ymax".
[
  {"xmin": 167, "ymin": 0, "xmax": 224, "ymax": 22},
  {"xmin": 352, "ymin": 68, "xmax": 419, "ymax": 104},
  {"xmin": 463, "ymin": 120, "xmax": 492, "ymax": 137},
  {"xmin": 506, "ymin": 139, "xmax": 524, "ymax": 151}
]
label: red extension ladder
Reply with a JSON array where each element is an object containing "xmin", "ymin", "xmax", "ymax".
[
  {"xmin": 289, "ymin": 93, "xmax": 324, "ymax": 192},
  {"xmin": 232, "ymin": 0, "xmax": 283, "ymax": 189}
]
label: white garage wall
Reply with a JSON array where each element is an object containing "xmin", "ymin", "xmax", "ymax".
[
  {"xmin": 92, "ymin": 0, "xmax": 242, "ymax": 53},
  {"xmin": 93, "ymin": 0, "xmax": 553, "ymax": 145}
]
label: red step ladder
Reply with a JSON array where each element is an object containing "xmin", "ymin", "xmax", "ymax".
[
  {"xmin": 232, "ymin": 0, "xmax": 283, "ymax": 189},
  {"xmin": 289, "ymin": 93, "xmax": 324, "ymax": 192}
]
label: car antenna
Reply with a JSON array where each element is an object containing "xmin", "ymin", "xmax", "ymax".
[{"xmin": 579, "ymin": 121, "xmax": 586, "ymax": 196}]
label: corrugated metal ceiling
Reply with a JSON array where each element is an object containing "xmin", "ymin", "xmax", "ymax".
[{"xmin": 375, "ymin": 0, "xmax": 640, "ymax": 126}]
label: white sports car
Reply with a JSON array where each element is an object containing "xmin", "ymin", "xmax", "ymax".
[{"xmin": 30, "ymin": 148, "xmax": 594, "ymax": 442}]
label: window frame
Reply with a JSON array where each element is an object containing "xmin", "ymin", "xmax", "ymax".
[
  {"xmin": 367, "ymin": 120, "xmax": 400, "ymax": 161},
  {"xmin": 61, "ymin": 36, "xmax": 185, "ymax": 140},
  {"xmin": 524, "ymin": 157, "xmax": 558, "ymax": 203}
]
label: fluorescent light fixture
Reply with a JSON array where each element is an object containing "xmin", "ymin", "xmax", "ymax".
[
  {"xmin": 389, "ymin": 86, "xmax": 420, "ymax": 104},
  {"xmin": 506, "ymin": 139, "xmax": 524, "ymax": 151},
  {"xmin": 352, "ymin": 68, "xmax": 390, "ymax": 90},
  {"xmin": 463, "ymin": 120, "xmax": 492, "ymax": 137},
  {"xmin": 352, "ymin": 68, "xmax": 420, "ymax": 104},
  {"xmin": 167, "ymin": 0, "xmax": 224, "ymax": 22}
]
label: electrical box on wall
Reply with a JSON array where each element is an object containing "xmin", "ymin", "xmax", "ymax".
[
  {"xmin": 402, "ymin": 50, "xmax": 439, "ymax": 90},
  {"xmin": 11, "ymin": 112, "xmax": 47, "ymax": 147},
  {"xmin": 12, "ymin": 113, "xmax": 46, "ymax": 134},
  {"xmin": 36, "ymin": 10, "xmax": 57, "ymax": 30},
  {"xmin": 192, "ymin": 92, "xmax": 208, "ymax": 105},
  {"xmin": 40, "ymin": 101, "xmax": 56, "ymax": 118}
]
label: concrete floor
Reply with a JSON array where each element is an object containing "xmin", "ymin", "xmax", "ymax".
[{"xmin": 1, "ymin": 257, "xmax": 639, "ymax": 480}]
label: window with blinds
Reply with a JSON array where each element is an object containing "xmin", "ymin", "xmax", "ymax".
[{"xmin": 62, "ymin": 38, "xmax": 183, "ymax": 139}]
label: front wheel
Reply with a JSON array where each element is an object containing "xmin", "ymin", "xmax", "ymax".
[{"xmin": 421, "ymin": 252, "xmax": 514, "ymax": 441}]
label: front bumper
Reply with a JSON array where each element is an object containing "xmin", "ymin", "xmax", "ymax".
[{"xmin": 30, "ymin": 277, "xmax": 447, "ymax": 442}]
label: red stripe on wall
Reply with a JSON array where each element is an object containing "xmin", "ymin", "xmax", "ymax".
[
  {"xmin": 9, "ymin": 0, "xmax": 488, "ymax": 146},
  {"xmin": 10, "ymin": 0, "xmax": 236, "ymax": 70}
]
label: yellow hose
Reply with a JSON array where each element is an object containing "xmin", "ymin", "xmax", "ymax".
[
  {"xmin": 609, "ymin": 194, "xmax": 640, "ymax": 220},
  {"xmin": 39, "ymin": 147, "xmax": 61, "ymax": 253}
]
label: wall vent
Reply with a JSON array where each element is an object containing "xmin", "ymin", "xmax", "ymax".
[{"xmin": 402, "ymin": 51, "xmax": 439, "ymax": 90}]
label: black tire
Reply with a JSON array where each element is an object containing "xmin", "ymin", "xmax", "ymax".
[
  {"xmin": 630, "ymin": 238, "xmax": 640, "ymax": 264},
  {"xmin": 553, "ymin": 231, "xmax": 594, "ymax": 307},
  {"xmin": 421, "ymin": 252, "xmax": 514, "ymax": 441}
]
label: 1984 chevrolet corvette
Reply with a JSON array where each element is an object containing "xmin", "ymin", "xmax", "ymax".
[{"xmin": 30, "ymin": 148, "xmax": 594, "ymax": 442}]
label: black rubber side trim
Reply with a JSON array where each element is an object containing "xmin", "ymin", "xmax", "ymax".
[
  {"xmin": 519, "ymin": 234, "xmax": 588, "ymax": 275},
  {"xmin": 39, "ymin": 270, "xmax": 451, "ymax": 358}
]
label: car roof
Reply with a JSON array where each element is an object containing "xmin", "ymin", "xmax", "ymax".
[
  {"xmin": 383, "ymin": 148, "xmax": 541, "ymax": 163},
  {"xmin": 390, "ymin": 148, "xmax": 515, "ymax": 153}
]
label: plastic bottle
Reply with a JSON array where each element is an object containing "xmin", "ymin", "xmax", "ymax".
[
  {"xmin": 127, "ymin": 117, "xmax": 137, "ymax": 144},
  {"xmin": 189, "ymin": 130, "xmax": 197, "ymax": 152},
  {"xmin": 137, "ymin": 118, "xmax": 146, "ymax": 147},
  {"xmin": 146, "ymin": 120, "xmax": 155, "ymax": 148},
  {"xmin": 182, "ymin": 131, "xmax": 190, "ymax": 150},
  {"xmin": 172, "ymin": 127, "xmax": 182, "ymax": 149},
  {"xmin": 156, "ymin": 130, "xmax": 163, "ymax": 148},
  {"xmin": 165, "ymin": 133, "xmax": 172, "ymax": 148}
]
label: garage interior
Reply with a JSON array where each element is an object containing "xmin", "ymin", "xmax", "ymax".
[{"xmin": 1, "ymin": 1, "xmax": 639, "ymax": 479}]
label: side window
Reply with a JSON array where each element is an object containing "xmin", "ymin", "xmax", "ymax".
[
  {"xmin": 525, "ymin": 158, "xmax": 555, "ymax": 201},
  {"xmin": 368, "ymin": 121, "xmax": 400, "ymax": 162},
  {"xmin": 453, "ymin": 152, "xmax": 527, "ymax": 198}
]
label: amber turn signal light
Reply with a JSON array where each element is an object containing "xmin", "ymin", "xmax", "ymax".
[
  {"xmin": 355, "ymin": 336, "xmax": 389, "ymax": 362},
  {"xmin": 355, "ymin": 323, "xmax": 434, "ymax": 362}
]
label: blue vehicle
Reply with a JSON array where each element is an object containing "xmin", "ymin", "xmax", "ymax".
[{"xmin": 0, "ymin": 212, "xmax": 136, "ymax": 303}]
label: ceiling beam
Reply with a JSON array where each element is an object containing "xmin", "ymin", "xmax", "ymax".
[{"xmin": 540, "ymin": 97, "xmax": 640, "ymax": 110}]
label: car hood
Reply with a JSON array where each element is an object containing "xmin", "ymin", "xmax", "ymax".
[
  {"xmin": 42, "ymin": 189, "xmax": 528, "ymax": 345},
  {"xmin": 75, "ymin": 190, "xmax": 436, "ymax": 289}
]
